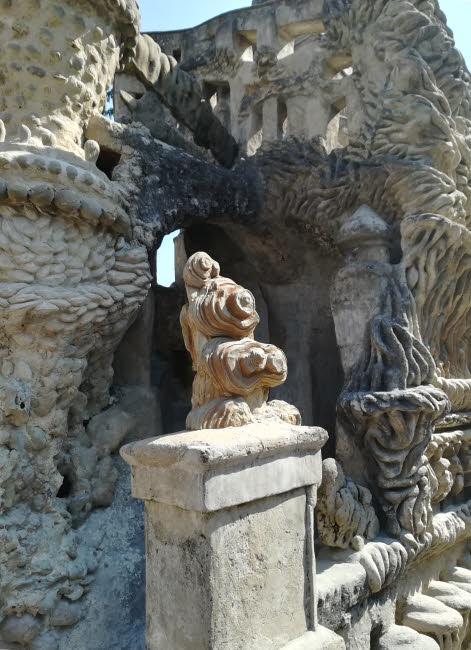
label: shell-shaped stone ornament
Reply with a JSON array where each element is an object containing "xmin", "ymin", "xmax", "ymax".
[
  {"xmin": 183, "ymin": 251, "xmax": 220, "ymax": 289},
  {"xmin": 188, "ymin": 277, "xmax": 259, "ymax": 339},
  {"xmin": 181, "ymin": 252, "xmax": 300, "ymax": 430}
]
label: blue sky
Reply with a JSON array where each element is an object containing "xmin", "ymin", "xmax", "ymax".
[
  {"xmin": 138, "ymin": 0, "xmax": 251, "ymax": 32},
  {"xmin": 148, "ymin": 0, "xmax": 471, "ymax": 286}
]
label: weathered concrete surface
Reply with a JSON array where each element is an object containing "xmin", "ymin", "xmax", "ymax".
[
  {"xmin": 283, "ymin": 628, "xmax": 346, "ymax": 649},
  {"xmin": 57, "ymin": 458, "xmax": 146, "ymax": 650},
  {"xmin": 121, "ymin": 419, "xmax": 327, "ymax": 650},
  {"xmin": 145, "ymin": 491, "xmax": 308, "ymax": 650},
  {"xmin": 121, "ymin": 420, "xmax": 326, "ymax": 509},
  {"xmin": 0, "ymin": 0, "xmax": 152, "ymax": 646},
  {"xmin": 2, "ymin": 0, "xmax": 471, "ymax": 645},
  {"xmin": 86, "ymin": 114, "xmax": 260, "ymax": 251}
]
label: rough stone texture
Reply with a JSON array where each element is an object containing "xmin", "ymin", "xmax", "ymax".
[
  {"xmin": 317, "ymin": 458, "xmax": 380, "ymax": 550},
  {"xmin": 119, "ymin": 0, "xmax": 331, "ymax": 155},
  {"xmin": 57, "ymin": 458, "xmax": 145, "ymax": 650},
  {"xmin": 121, "ymin": 418, "xmax": 328, "ymax": 650},
  {"xmin": 376, "ymin": 625, "xmax": 439, "ymax": 650},
  {"xmin": 0, "ymin": 1, "xmax": 151, "ymax": 647},
  {"xmin": 0, "ymin": 0, "xmax": 139, "ymax": 156},
  {"xmin": 125, "ymin": 33, "xmax": 239, "ymax": 168},
  {"xmin": 283, "ymin": 629, "xmax": 346, "ymax": 650},
  {"xmin": 2, "ymin": 0, "xmax": 471, "ymax": 647},
  {"xmin": 114, "ymin": 0, "xmax": 471, "ymax": 647},
  {"xmin": 146, "ymin": 492, "xmax": 308, "ymax": 650}
]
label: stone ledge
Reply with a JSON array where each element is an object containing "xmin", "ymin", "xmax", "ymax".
[
  {"xmin": 316, "ymin": 500, "xmax": 471, "ymax": 629},
  {"xmin": 121, "ymin": 421, "xmax": 327, "ymax": 470},
  {"xmin": 282, "ymin": 628, "xmax": 346, "ymax": 649},
  {"xmin": 120, "ymin": 421, "xmax": 327, "ymax": 512}
]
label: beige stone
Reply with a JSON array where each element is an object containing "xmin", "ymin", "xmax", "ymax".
[
  {"xmin": 181, "ymin": 251, "xmax": 301, "ymax": 430},
  {"xmin": 283, "ymin": 629, "xmax": 346, "ymax": 649},
  {"xmin": 121, "ymin": 419, "xmax": 327, "ymax": 650},
  {"xmin": 316, "ymin": 458, "xmax": 380, "ymax": 549},
  {"xmin": 0, "ymin": 0, "xmax": 150, "ymax": 646},
  {"xmin": 1, "ymin": 0, "xmax": 471, "ymax": 646},
  {"xmin": 376, "ymin": 625, "xmax": 439, "ymax": 650},
  {"xmin": 121, "ymin": 420, "xmax": 326, "ymax": 511}
]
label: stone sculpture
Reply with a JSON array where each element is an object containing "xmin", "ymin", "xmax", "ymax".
[
  {"xmin": 181, "ymin": 251, "xmax": 301, "ymax": 429},
  {"xmin": 121, "ymin": 251, "xmax": 334, "ymax": 650},
  {"xmin": 1, "ymin": 0, "xmax": 471, "ymax": 647},
  {"xmin": 126, "ymin": 34, "xmax": 239, "ymax": 167},
  {"xmin": 115, "ymin": 0, "xmax": 471, "ymax": 647},
  {"xmin": 316, "ymin": 458, "xmax": 380, "ymax": 550}
]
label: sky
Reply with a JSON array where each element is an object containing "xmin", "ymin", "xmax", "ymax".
[
  {"xmin": 138, "ymin": 0, "xmax": 250, "ymax": 32},
  {"xmin": 148, "ymin": 0, "xmax": 471, "ymax": 286}
]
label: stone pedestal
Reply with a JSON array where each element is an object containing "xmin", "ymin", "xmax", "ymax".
[{"xmin": 121, "ymin": 421, "xmax": 343, "ymax": 650}]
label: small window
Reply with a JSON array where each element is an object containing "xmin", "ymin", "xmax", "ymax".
[{"xmin": 247, "ymin": 103, "xmax": 263, "ymax": 156}]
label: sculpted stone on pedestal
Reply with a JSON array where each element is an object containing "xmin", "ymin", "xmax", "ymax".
[
  {"xmin": 181, "ymin": 251, "xmax": 301, "ymax": 430},
  {"xmin": 1, "ymin": 0, "xmax": 471, "ymax": 646},
  {"xmin": 121, "ymin": 246, "xmax": 331, "ymax": 649},
  {"xmin": 121, "ymin": 414, "xmax": 328, "ymax": 649}
]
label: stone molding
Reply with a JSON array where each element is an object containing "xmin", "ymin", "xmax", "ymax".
[{"xmin": 121, "ymin": 421, "xmax": 327, "ymax": 511}]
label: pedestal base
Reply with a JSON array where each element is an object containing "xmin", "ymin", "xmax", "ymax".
[
  {"xmin": 283, "ymin": 629, "xmax": 346, "ymax": 649},
  {"xmin": 121, "ymin": 421, "xmax": 328, "ymax": 650}
]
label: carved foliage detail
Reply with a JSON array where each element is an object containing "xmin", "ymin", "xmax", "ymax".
[
  {"xmin": 339, "ymin": 256, "xmax": 450, "ymax": 545},
  {"xmin": 317, "ymin": 458, "xmax": 380, "ymax": 550}
]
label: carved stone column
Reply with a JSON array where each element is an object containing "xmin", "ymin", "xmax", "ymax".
[
  {"xmin": 0, "ymin": 2, "xmax": 154, "ymax": 645},
  {"xmin": 331, "ymin": 205, "xmax": 393, "ymax": 482},
  {"xmin": 121, "ymin": 421, "xmax": 346, "ymax": 650}
]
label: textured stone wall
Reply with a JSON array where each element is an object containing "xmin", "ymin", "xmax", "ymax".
[
  {"xmin": 114, "ymin": 0, "xmax": 471, "ymax": 647},
  {"xmin": 0, "ymin": 1, "xmax": 154, "ymax": 647},
  {"xmin": 1, "ymin": 0, "xmax": 471, "ymax": 647}
]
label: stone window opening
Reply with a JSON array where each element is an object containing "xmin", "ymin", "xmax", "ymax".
[
  {"xmin": 324, "ymin": 97, "xmax": 349, "ymax": 153},
  {"xmin": 56, "ymin": 472, "xmax": 72, "ymax": 499},
  {"xmin": 155, "ymin": 230, "xmax": 180, "ymax": 288},
  {"xmin": 95, "ymin": 145, "xmax": 122, "ymax": 180},
  {"xmin": 238, "ymin": 31, "xmax": 256, "ymax": 62},
  {"xmin": 278, "ymin": 98, "xmax": 288, "ymax": 139},
  {"xmin": 203, "ymin": 81, "xmax": 231, "ymax": 132},
  {"xmin": 102, "ymin": 83, "xmax": 114, "ymax": 119},
  {"xmin": 247, "ymin": 102, "xmax": 263, "ymax": 156}
]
